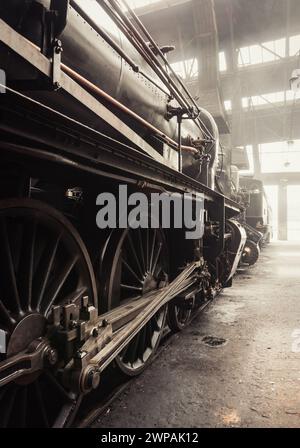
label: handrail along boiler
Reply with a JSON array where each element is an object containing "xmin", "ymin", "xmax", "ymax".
[{"xmin": 0, "ymin": 0, "xmax": 246, "ymax": 427}]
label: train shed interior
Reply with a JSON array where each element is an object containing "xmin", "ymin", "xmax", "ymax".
[
  {"xmin": 89, "ymin": 0, "xmax": 300, "ymax": 428},
  {"xmin": 0, "ymin": 0, "xmax": 300, "ymax": 431},
  {"xmin": 133, "ymin": 0, "xmax": 300, "ymax": 242}
]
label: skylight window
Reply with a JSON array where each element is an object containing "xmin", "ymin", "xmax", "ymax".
[
  {"xmin": 126, "ymin": 0, "xmax": 162, "ymax": 9},
  {"xmin": 219, "ymin": 51, "xmax": 227, "ymax": 72},
  {"xmin": 289, "ymin": 35, "xmax": 300, "ymax": 56},
  {"xmin": 224, "ymin": 100, "xmax": 232, "ymax": 111},
  {"xmin": 238, "ymin": 38, "xmax": 286, "ymax": 67},
  {"xmin": 170, "ymin": 58, "xmax": 199, "ymax": 80},
  {"xmin": 260, "ymin": 141, "xmax": 300, "ymax": 173},
  {"xmin": 242, "ymin": 90, "xmax": 300, "ymax": 109}
]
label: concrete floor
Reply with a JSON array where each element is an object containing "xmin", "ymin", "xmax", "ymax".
[{"xmin": 93, "ymin": 242, "xmax": 300, "ymax": 428}]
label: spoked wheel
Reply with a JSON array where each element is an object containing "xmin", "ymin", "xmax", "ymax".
[
  {"xmin": 168, "ymin": 299, "xmax": 192, "ymax": 332},
  {"xmin": 117, "ymin": 305, "xmax": 167, "ymax": 376},
  {"xmin": 0, "ymin": 199, "xmax": 97, "ymax": 427},
  {"xmin": 100, "ymin": 227, "xmax": 169, "ymax": 376}
]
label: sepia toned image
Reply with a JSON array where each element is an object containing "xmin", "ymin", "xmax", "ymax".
[{"xmin": 0, "ymin": 0, "xmax": 299, "ymax": 434}]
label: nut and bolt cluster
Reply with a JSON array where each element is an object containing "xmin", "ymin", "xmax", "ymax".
[{"xmin": 45, "ymin": 348, "xmax": 58, "ymax": 366}]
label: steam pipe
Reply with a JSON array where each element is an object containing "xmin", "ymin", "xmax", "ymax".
[
  {"xmin": 69, "ymin": 0, "xmax": 171, "ymax": 98},
  {"xmin": 120, "ymin": 0, "xmax": 215, "ymax": 141},
  {"xmin": 197, "ymin": 107, "xmax": 219, "ymax": 190},
  {"xmin": 61, "ymin": 63, "xmax": 199, "ymax": 156},
  {"xmin": 98, "ymin": 0, "xmax": 192, "ymax": 114},
  {"xmin": 20, "ymin": 34, "xmax": 200, "ymax": 157}
]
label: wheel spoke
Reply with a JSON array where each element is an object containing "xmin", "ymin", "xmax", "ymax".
[
  {"xmin": 151, "ymin": 243, "xmax": 162, "ymax": 275},
  {"xmin": 126, "ymin": 232, "xmax": 144, "ymax": 278},
  {"xmin": 145, "ymin": 322, "xmax": 153, "ymax": 349},
  {"xmin": 0, "ymin": 384, "xmax": 7, "ymax": 403},
  {"xmin": 35, "ymin": 381, "xmax": 49, "ymax": 428},
  {"xmin": 19, "ymin": 386, "xmax": 28, "ymax": 428},
  {"xmin": 40, "ymin": 255, "xmax": 79, "ymax": 316},
  {"xmin": 45, "ymin": 372, "xmax": 73, "ymax": 401},
  {"xmin": 63, "ymin": 286, "xmax": 88, "ymax": 305},
  {"xmin": 0, "ymin": 219, "xmax": 22, "ymax": 314},
  {"xmin": 138, "ymin": 228, "xmax": 146, "ymax": 272},
  {"xmin": 137, "ymin": 326, "xmax": 146, "ymax": 361},
  {"xmin": 18, "ymin": 219, "xmax": 37, "ymax": 311},
  {"xmin": 0, "ymin": 386, "xmax": 17, "ymax": 428},
  {"xmin": 150, "ymin": 316, "xmax": 160, "ymax": 333},
  {"xmin": 54, "ymin": 395, "xmax": 82, "ymax": 429},
  {"xmin": 128, "ymin": 333, "xmax": 140, "ymax": 364},
  {"xmin": 0, "ymin": 299, "xmax": 16, "ymax": 327},
  {"xmin": 149, "ymin": 229, "xmax": 157, "ymax": 273},
  {"xmin": 34, "ymin": 233, "xmax": 62, "ymax": 311},
  {"xmin": 121, "ymin": 284, "xmax": 143, "ymax": 292},
  {"xmin": 146, "ymin": 228, "xmax": 149, "ymax": 271},
  {"xmin": 122, "ymin": 259, "xmax": 143, "ymax": 284}
]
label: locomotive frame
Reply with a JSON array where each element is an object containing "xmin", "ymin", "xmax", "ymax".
[{"xmin": 0, "ymin": 3, "xmax": 246, "ymax": 428}]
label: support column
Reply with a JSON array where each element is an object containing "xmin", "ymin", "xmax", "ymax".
[
  {"xmin": 278, "ymin": 181, "xmax": 288, "ymax": 241},
  {"xmin": 253, "ymin": 143, "xmax": 262, "ymax": 179}
]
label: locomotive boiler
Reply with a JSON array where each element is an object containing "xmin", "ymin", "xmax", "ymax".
[{"xmin": 0, "ymin": 0, "xmax": 247, "ymax": 427}]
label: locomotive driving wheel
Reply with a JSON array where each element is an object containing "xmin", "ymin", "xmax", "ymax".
[
  {"xmin": 100, "ymin": 227, "xmax": 169, "ymax": 376},
  {"xmin": 0, "ymin": 199, "xmax": 97, "ymax": 428}
]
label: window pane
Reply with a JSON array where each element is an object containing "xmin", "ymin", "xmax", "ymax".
[
  {"xmin": 288, "ymin": 186, "xmax": 300, "ymax": 241},
  {"xmin": 286, "ymin": 89, "xmax": 300, "ymax": 101},
  {"xmin": 274, "ymin": 38, "xmax": 286, "ymax": 57},
  {"xmin": 260, "ymin": 141, "xmax": 300, "ymax": 173},
  {"xmin": 238, "ymin": 47, "xmax": 250, "ymax": 65},
  {"xmin": 127, "ymin": 0, "xmax": 161, "ymax": 9},
  {"xmin": 238, "ymin": 38, "xmax": 286, "ymax": 67},
  {"xmin": 242, "ymin": 91, "xmax": 287, "ymax": 108},
  {"xmin": 264, "ymin": 186, "xmax": 278, "ymax": 240},
  {"xmin": 263, "ymin": 40, "xmax": 276, "ymax": 62},
  {"xmin": 249, "ymin": 45, "xmax": 263, "ymax": 64},
  {"xmin": 224, "ymin": 100, "xmax": 232, "ymax": 111},
  {"xmin": 219, "ymin": 51, "xmax": 227, "ymax": 72},
  {"xmin": 289, "ymin": 35, "xmax": 300, "ymax": 56},
  {"xmin": 170, "ymin": 58, "xmax": 198, "ymax": 80}
]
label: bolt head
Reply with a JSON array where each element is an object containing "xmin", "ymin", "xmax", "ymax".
[
  {"xmin": 84, "ymin": 368, "xmax": 100, "ymax": 391},
  {"xmin": 46, "ymin": 348, "xmax": 58, "ymax": 366},
  {"xmin": 92, "ymin": 328, "xmax": 99, "ymax": 338}
]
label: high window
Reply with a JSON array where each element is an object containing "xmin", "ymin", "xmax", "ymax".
[
  {"xmin": 170, "ymin": 58, "xmax": 199, "ymax": 80},
  {"xmin": 238, "ymin": 38, "xmax": 286, "ymax": 67}
]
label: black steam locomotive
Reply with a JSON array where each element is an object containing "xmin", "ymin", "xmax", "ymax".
[{"xmin": 0, "ymin": 0, "xmax": 251, "ymax": 427}]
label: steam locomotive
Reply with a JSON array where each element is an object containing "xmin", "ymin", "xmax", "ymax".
[{"xmin": 0, "ymin": 0, "xmax": 252, "ymax": 427}]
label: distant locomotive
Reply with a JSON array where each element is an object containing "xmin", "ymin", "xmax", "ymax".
[
  {"xmin": 240, "ymin": 177, "xmax": 273, "ymax": 246},
  {"xmin": 0, "ymin": 0, "xmax": 249, "ymax": 427}
]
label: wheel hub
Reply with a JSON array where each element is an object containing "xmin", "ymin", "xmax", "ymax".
[
  {"xmin": 7, "ymin": 313, "xmax": 46, "ymax": 357},
  {"xmin": 6, "ymin": 313, "xmax": 47, "ymax": 385},
  {"xmin": 142, "ymin": 273, "xmax": 158, "ymax": 294}
]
